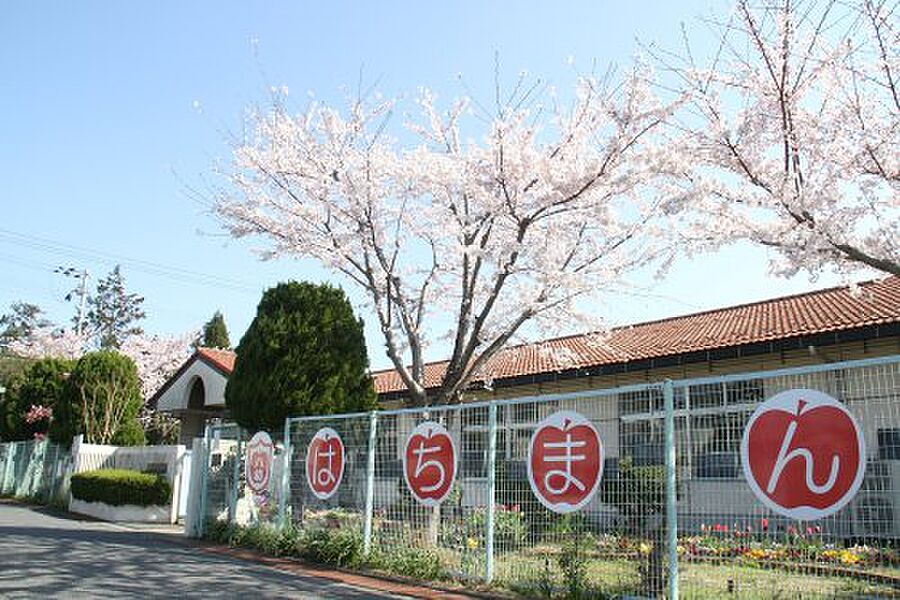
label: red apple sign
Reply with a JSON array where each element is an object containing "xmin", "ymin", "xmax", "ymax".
[
  {"xmin": 246, "ymin": 431, "xmax": 275, "ymax": 495},
  {"xmin": 403, "ymin": 421, "xmax": 457, "ymax": 507},
  {"xmin": 306, "ymin": 427, "xmax": 345, "ymax": 500},
  {"xmin": 741, "ymin": 389, "xmax": 866, "ymax": 521},
  {"xmin": 528, "ymin": 410, "xmax": 604, "ymax": 514}
]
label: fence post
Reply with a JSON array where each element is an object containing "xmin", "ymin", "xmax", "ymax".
[
  {"xmin": 363, "ymin": 410, "xmax": 378, "ymax": 555},
  {"xmin": 32, "ymin": 440, "xmax": 46, "ymax": 498},
  {"xmin": 70, "ymin": 434, "xmax": 83, "ymax": 474},
  {"xmin": 2, "ymin": 443, "xmax": 13, "ymax": 495},
  {"xmin": 229, "ymin": 429, "xmax": 242, "ymax": 524},
  {"xmin": 197, "ymin": 424, "xmax": 212, "ymax": 537},
  {"xmin": 663, "ymin": 379, "xmax": 679, "ymax": 599},
  {"xmin": 279, "ymin": 419, "xmax": 292, "ymax": 525},
  {"xmin": 43, "ymin": 442, "xmax": 57, "ymax": 504},
  {"xmin": 485, "ymin": 401, "xmax": 498, "ymax": 583}
]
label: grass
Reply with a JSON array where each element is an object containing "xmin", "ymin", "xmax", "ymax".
[
  {"xmin": 207, "ymin": 513, "xmax": 900, "ymax": 599},
  {"xmin": 488, "ymin": 549, "xmax": 900, "ymax": 599}
]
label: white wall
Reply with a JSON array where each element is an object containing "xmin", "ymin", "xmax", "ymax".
[
  {"xmin": 156, "ymin": 360, "xmax": 228, "ymax": 412},
  {"xmin": 71, "ymin": 438, "xmax": 187, "ymax": 524}
]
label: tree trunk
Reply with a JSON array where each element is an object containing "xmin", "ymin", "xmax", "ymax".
[
  {"xmin": 641, "ymin": 524, "xmax": 667, "ymax": 598},
  {"xmin": 427, "ymin": 504, "xmax": 440, "ymax": 545}
]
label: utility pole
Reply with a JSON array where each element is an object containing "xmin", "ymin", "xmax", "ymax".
[
  {"xmin": 55, "ymin": 266, "xmax": 90, "ymax": 334},
  {"xmin": 76, "ymin": 269, "xmax": 89, "ymax": 334}
]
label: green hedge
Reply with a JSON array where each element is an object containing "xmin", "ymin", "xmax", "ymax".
[{"xmin": 70, "ymin": 469, "xmax": 171, "ymax": 507}]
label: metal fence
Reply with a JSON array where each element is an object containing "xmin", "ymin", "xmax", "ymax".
[
  {"xmin": 196, "ymin": 354, "xmax": 900, "ymax": 598},
  {"xmin": 0, "ymin": 439, "xmax": 71, "ymax": 504}
]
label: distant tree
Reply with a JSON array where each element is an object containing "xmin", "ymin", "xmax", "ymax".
[
  {"xmin": 51, "ymin": 350, "xmax": 145, "ymax": 446},
  {"xmin": 201, "ymin": 311, "xmax": 230, "ymax": 349},
  {"xmin": 0, "ymin": 302, "xmax": 51, "ymax": 348},
  {"xmin": 0, "ymin": 358, "xmax": 76, "ymax": 442},
  {"xmin": 7, "ymin": 326, "xmax": 89, "ymax": 361},
  {"xmin": 86, "ymin": 265, "xmax": 146, "ymax": 349},
  {"xmin": 0, "ymin": 354, "xmax": 31, "ymax": 392},
  {"xmin": 226, "ymin": 282, "xmax": 377, "ymax": 432}
]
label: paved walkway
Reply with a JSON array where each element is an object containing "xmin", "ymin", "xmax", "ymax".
[{"xmin": 0, "ymin": 502, "xmax": 411, "ymax": 599}]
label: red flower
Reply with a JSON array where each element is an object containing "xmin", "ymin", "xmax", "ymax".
[{"xmin": 760, "ymin": 518, "xmax": 769, "ymax": 532}]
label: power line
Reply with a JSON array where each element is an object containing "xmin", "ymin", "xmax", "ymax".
[{"xmin": 0, "ymin": 227, "xmax": 262, "ymax": 295}]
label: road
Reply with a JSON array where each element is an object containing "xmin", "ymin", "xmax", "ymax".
[{"xmin": 0, "ymin": 502, "xmax": 406, "ymax": 599}]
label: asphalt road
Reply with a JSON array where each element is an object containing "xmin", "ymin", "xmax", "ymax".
[{"xmin": 0, "ymin": 502, "xmax": 406, "ymax": 599}]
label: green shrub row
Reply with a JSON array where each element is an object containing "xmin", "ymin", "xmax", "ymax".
[
  {"xmin": 70, "ymin": 468, "xmax": 171, "ymax": 507},
  {"xmin": 203, "ymin": 519, "xmax": 443, "ymax": 580}
]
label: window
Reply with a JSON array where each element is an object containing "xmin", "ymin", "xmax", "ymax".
[
  {"xmin": 619, "ymin": 389, "xmax": 663, "ymax": 416},
  {"xmin": 512, "ymin": 402, "xmax": 538, "ymax": 423},
  {"xmin": 461, "ymin": 428, "xmax": 487, "ymax": 478},
  {"xmin": 620, "ymin": 420, "xmax": 664, "ymax": 466},
  {"xmin": 878, "ymin": 429, "xmax": 900, "ymax": 460},
  {"xmin": 726, "ymin": 380, "xmax": 764, "ymax": 406},
  {"xmin": 685, "ymin": 381, "xmax": 763, "ymax": 411},
  {"xmin": 690, "ymin": 411, "xmax": 751, "ymax": 479},
  {"xmin": 456, "ymin": 406, "xmax": 489, "ymax": 478},
  {"xmin": 376, "ymin": 417, "xmax": 401, "ymax": 478},
  {"xmin": 688, "ymin": 383, "xmax": 723, "ymax": 409}
]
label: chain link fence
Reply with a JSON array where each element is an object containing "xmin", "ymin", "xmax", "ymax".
[{"xmin": 196, "ymin": 355, "xmax": 900, "ymax": 598}]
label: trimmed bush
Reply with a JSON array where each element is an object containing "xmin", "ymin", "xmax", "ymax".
[
  {"xmin": 226, "ymin": 281, "xmax": 377, "ymax": 432},
  {"xmin": 2, "ymin": 357, "xmax": 76, "ymax": 441},
  {"xmin": 70, "ymin": 469, "xmax": 171, "ymax": 507},
  {"xmin": 52, "ymin": 351, "xmax": 145, "ymax": 447}
]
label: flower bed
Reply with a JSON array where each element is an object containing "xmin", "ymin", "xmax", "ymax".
[{"xmin": 201, "ymin": 509, "xmax": 900, "ymax": 598}]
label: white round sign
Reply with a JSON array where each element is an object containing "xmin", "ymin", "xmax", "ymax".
[
  {"xmin": 741, "ymin": 389, "xmax": 866, "ymax": 521},
  {"xmin": 527, "ymin": 410, "xmax": 604, "ymax": 514},
  {"xmin": 305, "ymin": 427, "xmax": 346, "ymax": 500},
  {"xmin": 402, "ymin": 421, "xmax": 458, "ymax": 507}
]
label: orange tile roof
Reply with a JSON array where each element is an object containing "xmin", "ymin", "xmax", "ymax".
[
  {"xmin": 197, "ymin": 347, "xmax": 236, "ymax": 374},
  {"xmin": 370, "ymin": 276, "xmax": 900, "ymax": 395},
  {"xmin": 185, "ymin": 278, "xmax": 900, "ymax": 397}
]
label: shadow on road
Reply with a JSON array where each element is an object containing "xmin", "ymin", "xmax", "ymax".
[{"xmin": 0, "ymin": 507, "xmax": 393, "ymax": 599}]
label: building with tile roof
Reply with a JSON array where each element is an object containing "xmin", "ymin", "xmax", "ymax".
[
  {"xmin": 374, "ymin": 276, "xmax": 900, "ymax": 404},
  {"xmin": 155, "ymin": 277, "xmax": 900, "ymax": 536},
  {"xmin": 153, "ymin": 347, "xmax": 235, "ymax": 443},
  {"xmin": 155, "ymin": 277, "xmax": 899, "ymax": 441}
]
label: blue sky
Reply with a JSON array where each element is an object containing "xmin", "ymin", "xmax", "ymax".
[{"xmin": 0, "ymin": 1, "xmax": 853, "ymax": 369}]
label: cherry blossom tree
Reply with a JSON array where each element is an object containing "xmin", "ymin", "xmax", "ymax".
[
  {"xmin": 215, "ymin": 67, "xmax": 689, "ymax": 405},
  {"xmin": 10, "ymin": 327, "xmax": 196, "ymax": 397},
  {"xmin": 10, "ymin": 326, "xmax": 197, "ymax": 444},
  {"xmin": 672, "ymin": 0, "xmax": 898, "ymax": 278},
  {"xmin": 7, "ymin": 326, "xmax": 90, "ymax": 361},
  {"xmin": 120, "ymin": 331, "xmax": 198, "ymax": 400}
]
